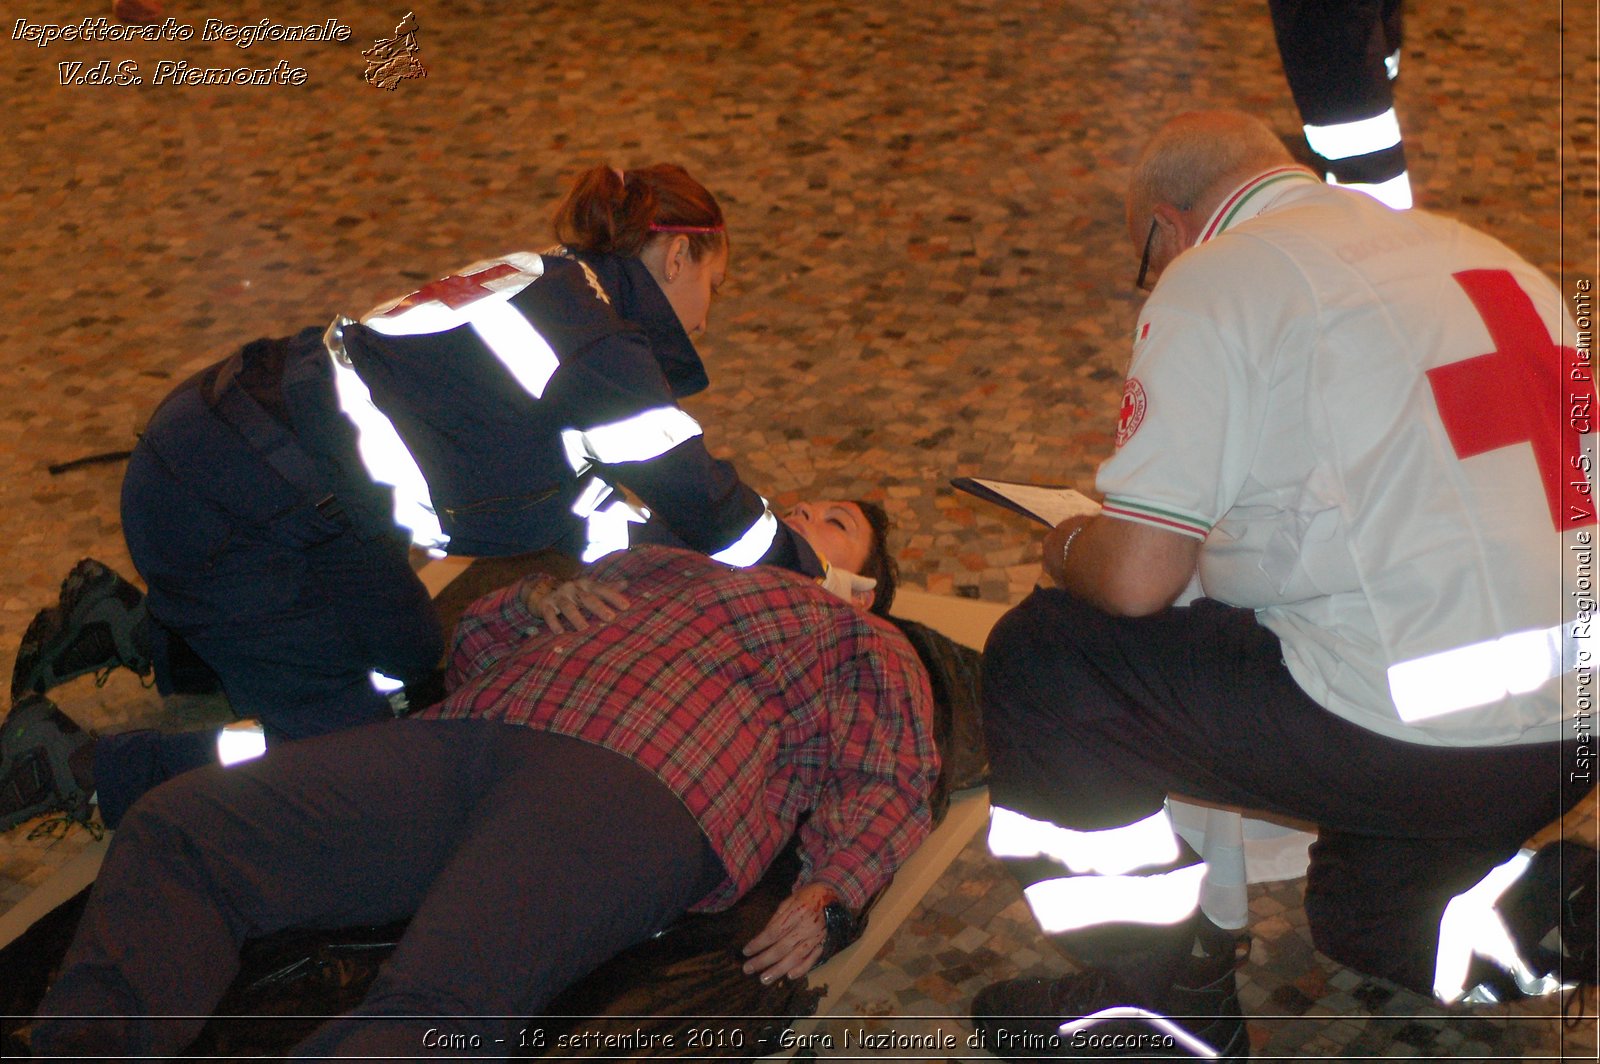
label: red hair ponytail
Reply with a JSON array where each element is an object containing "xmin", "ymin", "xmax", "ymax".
[{"xmin": 553, "ymin": 163, "xmax": 727, "ymax": 260}]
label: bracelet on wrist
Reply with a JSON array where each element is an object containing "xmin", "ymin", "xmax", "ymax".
[
  {"xmin": 1059, "ymin": 525, "xmax": 1085, "ymax": 575},
  {"xmin": 820, "ymin": 900, "xmax": 860, "ymax": 961}
]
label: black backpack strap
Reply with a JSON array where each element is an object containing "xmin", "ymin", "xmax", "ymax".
[{"xmin": 205, "ymin": 328, "xmax": 345, "ymax": 525}]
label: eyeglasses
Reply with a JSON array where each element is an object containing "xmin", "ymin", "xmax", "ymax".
[{"xmin": 1135, "ymin": 219, "xmax": 1158, "ymax": 292}]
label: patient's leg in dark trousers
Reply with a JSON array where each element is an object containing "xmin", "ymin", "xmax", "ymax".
[
  {"xmin": 33, "ymin": 720, "xmax": 719, "ymax": 1059},
  {"xmin": 34, "ymin": 719, "xmax": 499, "ymax": 1057},
  {"xmin": 290, "ymin": 730, "xmax": 722, "ymax": 1059}
]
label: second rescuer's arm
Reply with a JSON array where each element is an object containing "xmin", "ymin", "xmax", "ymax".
[
  {"xmin": 1042, "ymin": 513, "xmax": 1199, "ymax": 617},
  {"xmin": 550, "ymin": 335, "xmax": 816, "ymax": 575}
]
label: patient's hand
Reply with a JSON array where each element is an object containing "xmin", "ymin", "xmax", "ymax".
[
  {"xmin": 521, "ymin": 576, "xmax": 630, "ymax": 633},
  {"xmin": 741, "ymin": 882, "xmax": 838, "ymax": 984}
]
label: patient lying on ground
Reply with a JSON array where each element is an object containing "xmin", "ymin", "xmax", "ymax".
[{"xmin": 32, "ymin": 501, "xmax": 939, "ymax": 1060}]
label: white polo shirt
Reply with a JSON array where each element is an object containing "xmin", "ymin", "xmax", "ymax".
[{"xmin": 1099, "ymin": 167, "xmax": 1593, "ymax": 746}]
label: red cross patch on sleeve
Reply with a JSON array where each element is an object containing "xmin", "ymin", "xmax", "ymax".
[
  {"xmin": 377, "ymin": 263, "xmax": 521, "ymax": 317},
  {"xmin": 1116, "ymin": 378, "xmax": 1147, "ymax": 447}
]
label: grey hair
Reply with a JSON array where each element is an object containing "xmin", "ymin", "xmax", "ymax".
[{"xmin": 1126, "ymin": 111, "xmax": 1294, "ymax": 232}]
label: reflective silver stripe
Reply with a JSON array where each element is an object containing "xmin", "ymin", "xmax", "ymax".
[
  {"xmin": 562, "ymin": 429, "xmax": 593, "ymax": 478},
  {"xmin": 215, "ymin": 721, "xmax": 267, "ymax": 767},
  {"xmin": 1058, "ymin": 1009, "xmax": 1222, "ymax": 1059},
  {"xmin": 710, "ymin": 506, "xmax": 779, "ymax": 567},
  {"xmin": 1388, "ymin": 620, "xmax": 1581, "ymax": 723},
  {"xmin": 369, "ymin": 670, "xmax": 404, "ymax": 694},
  {"xmin": 1022, "ymin": 864, "xmax": 1206, "ymax": 934},
  {"xmin": 324, "ymin": 340, "xmax": 449, "ymax": 551},
  {"xmin": 562, "ymin": 407, "xmax": 705, "ymax": 469},
  {"xmin": 581, "ymin": 497, "xmax": 648, "ymax": 563},
  {"xmin": 1433, "ymin": 848, "xmax": 1568, "ymax": 1003},
  {"xmin": 1303, "ymin": 108, "xmax": 1403, "ymax": 160},
  {"xmin": 561, "ymin": 408, "xmax": 774, "ymax": 567},
  {"xmin": 1326, "ymin": 171, "xmax": 1413, "ymax": 210},
  {"xmin": 569, "ymin": 476, "xmax": 613, "ymax": 519},
  {"xmin": 988, "ymin": 806, "xmax": 1181, "ymax": 876},
  {"xmin": 469, "ymin": 300, "xmax": 561, "ymax": 399}
]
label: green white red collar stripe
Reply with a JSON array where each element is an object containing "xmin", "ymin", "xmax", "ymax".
[
  {"xmin": 1198, "ymin": 166, "xmax": 1321, "ymax": 244},
  {"xmin": 1101, "ymin": 497, "xmax": 1211, "ymax": 540}
]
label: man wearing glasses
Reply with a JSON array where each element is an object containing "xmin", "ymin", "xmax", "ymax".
[{"xmin": 972, "ymin": 110, "xmax": 1592, "ymax": 1059}]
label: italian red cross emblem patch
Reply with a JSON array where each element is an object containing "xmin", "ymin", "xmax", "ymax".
[
  {"xmin": 378, "ymin": 263, "xmax": 522, "ymax": 317},
  {"xmin": 1117, "ymin": 378, "xmax": 1147, "ymax": 447}
]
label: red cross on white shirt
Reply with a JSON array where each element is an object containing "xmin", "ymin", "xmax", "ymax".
[{"xmin": 1426, "ymin": 268, "xmax": 1592, "ymax": 532}]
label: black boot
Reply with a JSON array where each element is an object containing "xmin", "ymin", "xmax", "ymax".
[
  {"xmin": 1464, "ymin": 840, "xmax": 1599, "ymax": 1004},
  {"xmin": 971, "ymin": 915, "xmax": 1248, "ymax": 1060},
  {"xmin": 0, "ymin": 695, "xmax": 95, "ymax": 832},
  {"xmin": 12, "ymin": 559, "xmax": 152, "ymax": 699}
]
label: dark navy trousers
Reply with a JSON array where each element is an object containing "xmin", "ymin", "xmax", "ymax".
[
  {"xmin": 35, "ymin": 722, "xmax": 723, "ymax": 1060},
  {"xmin": 982, "ymin": 588, "xmax": 1583, "ymax": 994},
  {"xmin": 99, "ymin": 359, "xmax": 444, "ymax": 825},
  {"xmin": 1269, "ymin": 0, "xmax": 1408, "ymax": 186}
]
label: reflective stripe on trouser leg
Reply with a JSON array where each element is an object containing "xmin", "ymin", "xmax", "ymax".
[
  {"xmin": 989, "ymin": 805, "xmax": 1204, "ymax": 934},
  {"xmin": 1433, "ymin": 848, "xmax": 1569, "ymax": 1003},
  {"xmin": 215, "ymin": 721, "xmax": 267, "ymax": 767},
  {"xmin": 1304, "ymin": 108, "xmax": 1412, "ymax": 209},
  {"xmin": 990, "ymin": 806, "xmax": 1183, "ymax": 875},
  {"xmin": 1327, "ymin": 170, "xmax": 1412, "ymax": 210},
  {"xmin": 1059, "ymin": 1009, "xmax": 1225, "ymax": 1059}
]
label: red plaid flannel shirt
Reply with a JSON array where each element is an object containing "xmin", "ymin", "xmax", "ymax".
[{"xmin": 417, "ymin": 545, "xmax": 938, "ymax": 912}]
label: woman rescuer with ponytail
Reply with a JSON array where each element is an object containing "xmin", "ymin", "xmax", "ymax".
[{"xmin": 15, "ymin": 163, "xmax": 864, "ymax": 832}]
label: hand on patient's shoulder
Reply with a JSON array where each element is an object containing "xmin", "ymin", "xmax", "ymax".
[
  {"xmin": 520, "ymin": 574, "xmax": 631, "ymax": 633},
  {"xmin": 741, "ymin": 881, "xmax": 840, "ymax": 985}
]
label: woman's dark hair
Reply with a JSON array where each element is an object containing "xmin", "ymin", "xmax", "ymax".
[
  {"xmin": 852, "ymin": 499, "xmax": 899, "ymax": 617},
  {"xmin": 553, "ymin": 163, "xmax": 727, "ymax": 261}
]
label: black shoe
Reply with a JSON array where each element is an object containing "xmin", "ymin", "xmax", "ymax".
[
  {"xmin": 1485, "ymin": 840, "xmax": 1599, "ymax": 1002},
  {"xmin": 0, "ymin": 695, "xmax": 94, "ymax": 833},
  {"xmin": 12, "ymin": 558, "xmax": 151, "ymax": 699},
  {"xmin": 971, "ymin": 921, "xmax": 1248, "ymax": 1060}
]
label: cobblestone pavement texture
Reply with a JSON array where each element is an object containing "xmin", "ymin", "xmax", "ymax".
[{"xmin": 0, "ymin": 0, "xmax": 1595, "ymax": 1057}]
